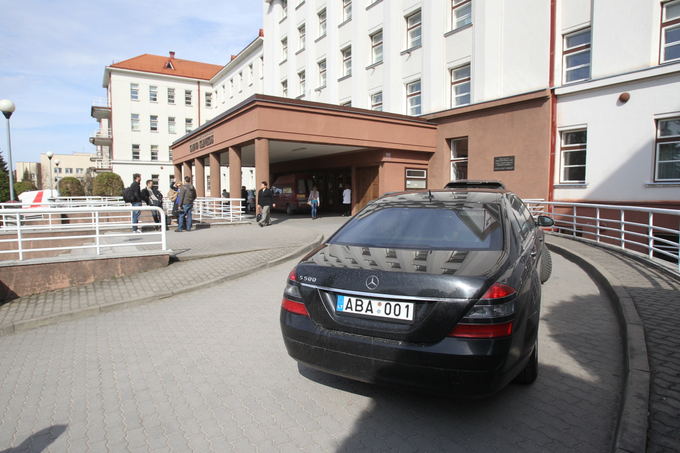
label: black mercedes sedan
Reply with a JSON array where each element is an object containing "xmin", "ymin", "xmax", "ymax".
[{"xmin": 280, "ymin": 186, "xmax": 554, "ymax": 396}]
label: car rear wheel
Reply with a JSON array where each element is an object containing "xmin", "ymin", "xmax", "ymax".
[
  {"xmin": 514, "ymin": 343, "xmax": 538, "ymax": 385},
  {"xmin": 539, "ymin": 245, "xmax": 552, "ymax": 284}
]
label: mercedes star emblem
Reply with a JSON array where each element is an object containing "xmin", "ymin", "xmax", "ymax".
[{"xmin": 365, "ymin": 275, "xmax": 380, "ymax": 290}]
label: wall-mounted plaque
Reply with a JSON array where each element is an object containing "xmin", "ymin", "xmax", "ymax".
[{"xmin": 494, "ymin": 155, "xmax": 515, "ymax": 171}]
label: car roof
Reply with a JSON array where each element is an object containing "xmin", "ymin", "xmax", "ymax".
[{"xmin": 377, "ymin": 189, "xmax": 505, "ymax": 206}]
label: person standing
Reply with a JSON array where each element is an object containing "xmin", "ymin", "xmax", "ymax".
[
  {"xmin": 141, "ymin": 179, "xmax": 163, "ymax": 229},
  {"xmin": 176, "ymin": 176, "xmax": 196, "ymax": 232},
  {"xmin": 342, "ymin": 185, "xmax": 352, "ymax": 216},
  {"xmin": 130, "ymin": 173, "xmax": 143, "ymax": 233},
  {"xmin": 257, "ymin": 181, "xmax": 275, "ymax": 227},
  {"xmin": 308, "ymin": 186, "xmax": 321, "ymax": 220}
]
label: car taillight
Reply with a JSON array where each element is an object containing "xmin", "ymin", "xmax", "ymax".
[
  {"xmin": 281, "ymin": 298, "xmax": 309, "ymax": 316},
  {"xmin": 288, "ymin": 268, "xmax": 297, "ymax": 282},
  {"xmin": 448, "ymin": 283, "xmax": 517, "ymax": 338}
]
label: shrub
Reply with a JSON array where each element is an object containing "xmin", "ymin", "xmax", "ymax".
[
  {"xmin": 14, "ymin": 181, "xmax": 37, "ymax": 196},
  {"xmin": 92, "ymin": 172, "xmax": 124, "ymax": 197},
  {"xmin": 58, "ymin": 177, "xmax": 85, "ymax": 197}
]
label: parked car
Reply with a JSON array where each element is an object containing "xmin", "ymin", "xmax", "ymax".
[
  {"xmin": 271, "ymin": 174, "xmax": 312, "ymax": 215},
  {"xmin": 280, "ymin": 184, "xmax": 554, "ymax": 396}
]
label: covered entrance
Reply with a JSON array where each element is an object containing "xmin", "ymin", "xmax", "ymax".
[{"xmin": 170, "ymin": 95, "xmax": 436, "ymax": 214}]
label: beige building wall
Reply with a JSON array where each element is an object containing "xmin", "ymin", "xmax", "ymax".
[
  {"xmin": 39, "ymin": 152, "xmax": 96, "ymax": 192},
  {"xmin": 14, "ymin": 162, "xmax": 41, "ymax": 189}
]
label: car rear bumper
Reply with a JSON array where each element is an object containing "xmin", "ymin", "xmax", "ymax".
[{"xmin": 281, "ymin": 311, "xmax": 527, "ymax": 396}]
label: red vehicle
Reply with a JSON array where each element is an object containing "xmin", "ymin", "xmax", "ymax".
[{"xmin": 271, "ymin": 169, "xmax": 350, "ymax": 215}]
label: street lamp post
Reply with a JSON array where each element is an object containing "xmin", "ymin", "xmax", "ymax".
[
  {"xmin": 0, "ymin": 99, "xmax": 16, "ymax": 202},
  {"xmin": 54, "ymin": 160, "xmax": 60, "ymax": 192},
  {"xmin": 46, "ymin": 151, "xmax": 54, "ymax": 197}
]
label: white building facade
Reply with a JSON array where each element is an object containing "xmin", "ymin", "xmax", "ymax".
[{"xmin": 553, "ymin": 0, "xmax": 680, "ymax": 205}]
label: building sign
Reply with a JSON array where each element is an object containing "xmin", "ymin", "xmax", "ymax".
[
  {"xmin": 189, "ymin": 134, "xmax": 214, "ymax": 153},
  {"xmin": 494, "ymin": 155, "xmax": 515, "ymax": 171}
]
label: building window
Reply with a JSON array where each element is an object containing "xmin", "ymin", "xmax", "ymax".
[
  {"xmin": 406, "ymin": 10, "xmax": 422, "ymax": 49},
  {"xmin": 132, "ymin": 144, "xmax": 140, "ymax": 160},
  {"xmin": 560, "ymin": 129, "xmax": 587, "ymax": 183},
  {"xmin": 205, "ymin": 92, "xmax": 212, "ymax": 108},
  {"xmin": 281, "ymin": 0, "xmax": 288, "ymax": 20},
  {"xmin": 405, "ymin": 169, "xmax": 427, "ymax": 190},
  {"xmin": 248, "ymin": 63, "xmax": 253, "ymax": 85},
  {"xmin": 655, "ymin": 117, "xmax": 680, "ymax": 181},
  {"xmin": 131, "ymin": 113, "xmax": 140, "ymax": 131},
  {"xmin": 185, "ymin": 90, "xmax": 192, "ymax": 106},
  {"xmin": 371, "ymin": 91, "xmax": 383, "ymax": 111},
  {"xmin": 450, "ymin": 137, "xmax": 469, "ymax": 181},
  {"xmin": 451, "ymin": 64, "xmax": 471, "ymax": 106},
  {"xmin": 298, "ymin": 70, "xmax": 306, "ymax": 96},
  {"xmin": 130, "ymin": 83, "xmax": 139, "ymax": 101},
  {"xmin": 342, "ymin": 0, "xmax": 352, "ymax": 22},
  {"xmin": 151, "ymin": 174, "xmax": 159, "ymax": 189},
  {"xmin": 318, "ymin": 8, "xmax": 327, "ymax": 37},
  {"xmin": 229, "ymin": 79, "xmax": 234, "ymax": 97},
  {"xmin": 371, "ymin": 30, "xmax": 383, "ymax": 64},
  {"xmin": 65, "ymin": 168, "xmax": 73, "ymax": 174},
  {"xmin": 281, "ymin": 37, "xmax": 288, "ymax": 61},
  {"xmin": 406, "ymin": 79, "xmax": 422, "ymax": 115},
  {"xmin": 662, "ymin": 0, "xmax": 680, "ymax": 63},
  {"xmin": 168, "ymin": 117, "xmax": 176, "ymax": 134},
  {"xmin": 341, "ymin": 46, "xmax": 352, "ymax": 77},
  {"xmin": 149, "ymin": 85, "xmax": 158, "ymax": 102},
  {"xmin": 259, "ymin": 56, "xmax": 264, "ymax": 79},
  {"xmin": 563, "ymin": 28, "xmax": 591, "ymax": 83},
  {"xmin": 150, "ymin": 145, "xmax": 159, "ymax": 161},
  {"xmin": 451, "ymin": 0, "xmax": 472, "ymax": 30},
  {"xmin": 150, "ymin": 115, "xmax": 158, "ymax": 132},
  {"xmin": 167, "ymin": 88, "xmax": 175, "ymax": 104},
  {"xmin": 298, "ymin": 24, "xmax": 306, "ymax": 51},
  {"xmin": 76, "ymin": 168, "xmax": 84, "ymax": 174},
  {"xmin": 169, "ymin": 174, "xmax": 175, "ymax": 187},
  {"xmin": 185, "ymin": 118, "xmax": 193, "ymax": 133},
  {"xmin": 318, "ymin": 59, "xmax": 327, "ymax": 87},
  {"xmin": 281, "ymin": 79, "xmax": 288, "ymax": 97}
]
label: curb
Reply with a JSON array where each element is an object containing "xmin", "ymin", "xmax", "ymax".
[
  {"xmin": 0, "ymin": 233, "xmax": 324, "ymax": 338},
  {"xmin": 546, "ymin": 239, "xmax": 650, "ymax": 453}
]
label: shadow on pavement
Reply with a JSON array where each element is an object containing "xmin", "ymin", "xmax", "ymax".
[{"xmin": 0, "ymin": 425, "xmax": 67, "ymax": 453}]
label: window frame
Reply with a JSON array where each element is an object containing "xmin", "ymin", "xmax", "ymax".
[
  {"xmin": 281, "ymin": 37, "xmax": 288, "ymax": 62},
  {"xmin": 450, "ymin": 137, "xmax": 469, "ymax": 181},
  {"xmin": 406, "ymin": 79, "xmax": 422, "ymax": 116},
  {"xmin": 342, "ymin": 0, "xmax": 352, "ymax": 23},
  {"xmin": 450, "ymin": 64, "xmax": 471, "ymax": 107},
  {"xmin": 149, "ymin": 115, "xmax": 158, "ymax": 132},
  {"xmin": 563, "ymin": 28, "xmax": 592, "ymax": 84},
  {"xmin": 318, "ymin": 59, "xmax": 327, "ymax": 88},
  {"xmin": 341, "ymin": 46, "xmax": 352, "ymax": 77},
  {"xmin": 185, "ymin": 90, "xmax": 192, "ymax": 106},
  {"xmin": 168, "ymin": 116, "xmax": 176, "ymax": 134},
  {"xmin": 406, "ymin": 10, "xmax": 422, "ymax": 49},
  {"xmin": 298, "ymin": 70, "xmax": 306, "ymax": 96},
  {"xmin": 370, "ymin": 91, "xmax": 383, "ymax": 111},
  {"xmin": 318, "ymin": 8, "xmax": 327, "ymax": 37},
  {"xmin": 281, "ymin": 79, "xmax": 288, "ymax": 97},
  {"xmin": 130, "ymin": 83, "xmax": 139, "ymax": 101},
  {"xmin": 661, "ymin": 0, "xmax": 680, "ymax": 63},
  {"xmin": 205, "ymin": 91, "xmax": 212, "ymax": 108},
  {"xmin": 371, "ymin": 30, "xmax": 383, "ymax": 64},
  {"xmin": 185, "ymin": 118, "xmax": 193, "ymax": 133},
  {"xmin": 298, "ymin": 24, "xmax": 306, "ymax": 51},
  {"xmin": 405, "ymin": 168, "xmax": 427, "ymax": 190},
  {"xmin": 654, "ymin": 116, "xmax": 680, "ymax": 181},
  {"xmin": 149, "ymin": 85, "xmax": 158, "ymax": 102},
  {"xmin": 131, "ymin": 113, "xmax": 140, "ymax": 132},
  {"xmin": 451, "ymin": 0, "xmax": 472, "ymax": 30},
  {"xmin": 131, "ymin": 144, "xmax": 140, "ymax": 161},
  {"xmin": 559, "ymin": 129, "xmax": 588, "ymax": 184},
  {"xmin": 167, "ymin": 88, "xmax": 175, "ymax": 104},
  {"xmin": 150, "ymin": 145, "xmax": 159, "ymax": 161}
]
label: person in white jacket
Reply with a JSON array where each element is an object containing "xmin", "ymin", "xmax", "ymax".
[{"xmin": 308, "ymin": 186, "xmax": 321, "ymax": 219}]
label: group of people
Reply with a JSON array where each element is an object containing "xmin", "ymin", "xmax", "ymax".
[{"xmin": 127, "ymin": 173, "xmax": 196, "ymax": 233}]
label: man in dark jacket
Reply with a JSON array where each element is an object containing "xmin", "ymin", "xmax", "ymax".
[
  {"xmin": 130, "ymin": 173, "xmax": 143, "ymax": 233},
  {"xmin": 177, "ymin": 176, "xmax": 197, "ymax": 232},
  {"xmin": 141, "ymin": 179, "xmax": 164, "ymax": 228},
  {"xmin": 257, "ymin": 181, "xmax": 275, "ymax": 227}
]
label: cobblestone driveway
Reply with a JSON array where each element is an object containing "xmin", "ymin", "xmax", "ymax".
[{"xmin": 0, "ymin": 252, "xmax": 623, "ymax": 452}]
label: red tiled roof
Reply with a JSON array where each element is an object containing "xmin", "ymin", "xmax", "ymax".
[{"xmin": 109, "ymin": 54, "xmax": 223, "ymax": 80}]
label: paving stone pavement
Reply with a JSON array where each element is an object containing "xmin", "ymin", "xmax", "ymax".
[
  {"xmin": 548, "ymin": 235, "xmax": 680, "ymax": 453},
  {"xmin": 0, "ymin": 250, "xmax": 623, "ymax": 452}
]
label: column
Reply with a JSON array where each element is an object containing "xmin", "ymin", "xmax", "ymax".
[
  {"xmin": 209, "ymin": 151, "xmax": 221, "ymax": 197},
  {"xmin": 182, "ymin": 161, "xmax": 192, "ymax": 183},
  {"xmin": 174, "ymin": 164, "xmax": 182, "ymax": 184},
  {"xmin": 195, "ymin": 157, "xmax": 205, "ymax": 197},
  {"xmin": 228, "ymin": 146, "xmax": 242, "ymax": 200},
  {"xmin": 254, "ymin": 138, "xmax": 270, "ymax": 204}
]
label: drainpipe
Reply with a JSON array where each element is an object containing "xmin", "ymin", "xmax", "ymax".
[
  {"xmin": 547, "ymin": 0, "xmax": 557, "ymax": 203},
  {"xmin": 197, "ymin": 81, "xmax": 201, "ymax": 126}
]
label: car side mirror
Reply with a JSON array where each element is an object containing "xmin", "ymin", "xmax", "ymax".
[{"xmin": 536, "ymin": 215, "xmax": 554, "ymax": 227}]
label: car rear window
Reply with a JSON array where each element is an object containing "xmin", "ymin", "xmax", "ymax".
[{"xmin": 330, "ymin": 206, "xmax": 503, "ymax": 250}]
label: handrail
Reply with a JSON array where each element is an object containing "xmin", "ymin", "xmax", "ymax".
[
  {"xmin": 0, "ymin": 206, "xmax": 168, "ymax": 261},
  {"xmin": 525, "ymin": 200, "xmax": 680, "ymax": 274}
]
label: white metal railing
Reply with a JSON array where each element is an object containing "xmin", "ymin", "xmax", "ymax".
[
  {"xmin": 0, "ymin": 197, "xmax": 125, "ymax": 211},
  {"xmin": 526, "ymin": 200, "xmax": 680, "ymax": 273},
  {"xmin": 92, "ymin": 97, "xmax": 110, "ymax": 108},
  {"xmin": 0, "ymin": 206, "xmax": 167, "ymax": 261},
  {"xmin": 92, "ymin": 128, "xmax": 112, "ymax": 139},
  {"xmin": 162, "ymin": 197, "xmax": 245, "ymax": 223}
]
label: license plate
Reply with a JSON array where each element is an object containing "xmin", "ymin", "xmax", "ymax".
[{"xmin": 336, "ymin": 295, "xmax": 414, "ymax": 321}]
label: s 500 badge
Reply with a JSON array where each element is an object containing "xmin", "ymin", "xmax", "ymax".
[{"xmin": 299, "ymin": 275, "xmax": 317, "ymax": 283}]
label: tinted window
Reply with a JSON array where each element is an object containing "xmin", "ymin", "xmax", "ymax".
[
  {"xmin": 329, "ymin": 206, "xmax": 503, "ymax": 250},
  {"xmin": 509, "ymin": 196, "xmax": 534, "ymax": 240}
]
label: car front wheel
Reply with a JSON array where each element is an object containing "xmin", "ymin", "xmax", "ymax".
[{"xmin": 539, "ymin": 245, "xmax": 552, "ymax": 284}]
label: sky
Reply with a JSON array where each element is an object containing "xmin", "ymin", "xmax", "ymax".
[{"xmin": 0, "ymin": 0, "xmax": 263, "ymax": 167}]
